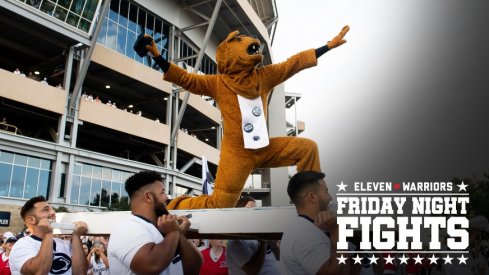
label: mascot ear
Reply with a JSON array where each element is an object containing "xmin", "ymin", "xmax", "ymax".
[{"xmin": 226, "ymin": 30, "xmax": 240, "ymax": 42}]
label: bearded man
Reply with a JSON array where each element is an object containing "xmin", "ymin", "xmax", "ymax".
[{"xmin": 108, "ymin": 170, "xmax": 202, "ymax": 275}]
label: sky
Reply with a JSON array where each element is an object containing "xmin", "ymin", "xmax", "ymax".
[{"xmin": 272, "ymin": 0, "xmax": 489, "ymax": 192}]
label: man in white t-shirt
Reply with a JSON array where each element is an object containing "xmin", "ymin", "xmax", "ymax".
[
  {"xmin": 108, "ymin": 170, "xmax": 202, "ymax": 275},
  {"xmin": 9, "ymin": 196, "xmax": 88, "ymax": 275},
  {"xmin": 226, "ymin": 197, "xmax": 280, "ymax": 275},
  {"xmin": 280, "ymin": 171, "xmax": 346, "ymax": 275}
]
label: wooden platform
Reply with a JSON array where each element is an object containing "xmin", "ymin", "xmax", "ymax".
[{"xmin": 55, "ymin": 206, "xmax": 299, "ymax": 240}]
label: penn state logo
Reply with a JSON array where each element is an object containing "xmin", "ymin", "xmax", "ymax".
[
  {"xmin": 220, "ymin": 260, "xmax": 228, "ymax": 268},
  {"xmin": 51, "ymin": 252, "xmax": 72, "ymax": 274},
  {"xmin": 243, "ymin": 123, "xmax": 254, "ymax": 133},
  {"xmin": 252, "ymin": 107, "xmax": 261, "ymax": 116}
]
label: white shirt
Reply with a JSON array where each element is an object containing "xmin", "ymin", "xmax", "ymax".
[
  {"xmin": 89, "ymin": 254, "xmax": 109, "ymax": 275},
  {"xmin": 280, "ymin": 215, "xmax": 331, "ymax": 275},
  {"xmin": 108, "ymin": 215, "xmax": 183, "ymax": 275},
  {"xmin": 9, "ymin": 236, "xmax": 73, "ymax": 275},
  {"xmin": 226, "ymin": 239, "xmax": 280, "ymax": 275}
]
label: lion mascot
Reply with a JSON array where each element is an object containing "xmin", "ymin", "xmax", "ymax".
[{"xmin": 143, "ymin": 26, "xmax": 349, "ymax": 209}]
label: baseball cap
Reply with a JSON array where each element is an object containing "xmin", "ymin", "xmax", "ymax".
[
  {"xmin": 2, "ymin": 231, "xmax": 14, "ymax": 241},
  {"xmin": 5, "ymin": 237, "xmax": 17, "ymax": 243}
]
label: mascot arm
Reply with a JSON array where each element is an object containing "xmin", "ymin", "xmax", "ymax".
[
  {"xmin": 326, "ymin": 25, "xmax": 350, "ymax": 50},
  {"xmin": 144, "ymin": 35, "xmax": 171, "ymax": 73},
  {"xmin": 261, "ymin": 25, "xmax": 349, "ymax": 90},
  {"xmin": 163, "ymin": 63, "xmax": 217, "ymax": 98},
  {"xmin": 315, "ymin": 44, "xmax": 330, "ymax": 58},
  {"xmin": 316, "ymin": 25, "xmax": 349, "ymax": 58},
  {"xmin": 260, "ymin": 49, "xmax": 318, "ymax": 90},
  {"xmin": 153, "ymin": 55, "xmax": 170, "ymax": 73},
  {"xmin": 145, "ymin": 34, "xmax": 217, "ymax": 98}
]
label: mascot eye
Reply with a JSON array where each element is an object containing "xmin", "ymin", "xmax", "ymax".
[
  {"xmin": 236, "ymin": 37, "xmax": 241, "ymax": 42},
  {"xmin": 246, "ymin": 43, "xmax": 261, "ymax": 55}
]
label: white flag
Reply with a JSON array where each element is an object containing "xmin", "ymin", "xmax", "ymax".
[{"xmin": 202, "ymin": 156, "xmax": 214, "ymax": 195}]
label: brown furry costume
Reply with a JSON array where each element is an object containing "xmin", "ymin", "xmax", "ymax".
[{"xmin": 146, "ymin": 27, "xmax": 349, "ymax": 209}]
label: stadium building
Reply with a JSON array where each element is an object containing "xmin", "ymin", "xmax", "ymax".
[{"xmin": 0, "ymin": 0, "xmax": 299, "ymax": 233}]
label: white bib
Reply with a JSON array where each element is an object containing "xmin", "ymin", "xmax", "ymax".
[{"xmin": 237, "ymin": 95, "xmax": 269, "ymax": 149}]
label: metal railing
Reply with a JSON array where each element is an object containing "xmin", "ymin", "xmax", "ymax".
[{"xmin": 0, "ymin": 122, "xmax": 22, "ymax": 135}]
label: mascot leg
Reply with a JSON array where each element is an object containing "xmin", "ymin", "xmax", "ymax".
[
  {"xmin": 256, "ymin": 137, "xmax": 321, "ymax": 171},
  {"xmin": 167, "ymin": 147, "xmax": 255, "ymax": 209},
  {"xmin": 167, "ymin": 137, "xmax": 319, "ymax": 209}
]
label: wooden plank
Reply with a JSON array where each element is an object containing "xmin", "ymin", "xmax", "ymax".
[{"xmin": 54, "ymin": 206, "xmax": 298, "ymax": 240}]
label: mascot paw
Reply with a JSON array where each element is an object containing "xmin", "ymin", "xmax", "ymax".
[
  {"xmin": 142, "ymin": 34, "xmax": 160, "ymax": 58},
  {"xmin": 327, "ymin": 25, "xmax": 350, "ymax": 49}
]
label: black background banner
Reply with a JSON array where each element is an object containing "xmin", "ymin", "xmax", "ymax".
[{"xmin": 0, "ymin": 211, "xmax": 11, "ymax": 227}]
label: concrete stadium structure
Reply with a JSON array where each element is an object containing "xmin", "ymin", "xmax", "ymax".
[{"xmin": 0, "ymin": 0, "xmax": 303, "ymax": 233}]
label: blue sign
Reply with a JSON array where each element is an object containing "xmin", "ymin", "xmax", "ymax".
[{"xmin": 0, "ymin": 211, "xmax": 11, "ymax": 227}]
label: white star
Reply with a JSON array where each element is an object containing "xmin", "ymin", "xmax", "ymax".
[
  {"xmin": 399, "ymin": 254, "xmax": 409, "ymax": 264},
  {"xmin": 428, "ymin": 254, "xmax": 438, "ymax": 264},
  {"xmin": 458, "ymin": 254, "xmax": 468, "ymax": 264},
  {"xmin": 337, "ymin": 181, "xmax": 348, "ymax": 192},
  {"xmin": 457, "ymin": 181, "xmax": 468, "ymax": 192},
  {"xmin": 369, "ymin": 254, "xmax": 378, "ymax": 264},
  {"xmin": 384, "ymin": 254, "xmax": 394, "ymax": 264},
  {"xmin": 353, "ymin": 254, "xmax": 362, "ymax": 264},
  {"xmin": 443, "ymin": 254, "xmax": 453, "ymax": 264},
  {"xmin": 337, "ymin": 254, "xmax": 347, "ymax": 264},
  {"xmin": 414, "ymin": 254, "xmax": 423, "ymax": 264}
]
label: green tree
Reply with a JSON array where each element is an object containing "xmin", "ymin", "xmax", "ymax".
[
  {"xmin": 100, "ymin": 188, "xmax": 110, "ymax": 208},
  {"xmin": 106, "ymin": 192, "xmax": 130, "ymax": 211},
  {"xmin": 53, "ymin": 206, "xmax": 70, "ymax": 213}
]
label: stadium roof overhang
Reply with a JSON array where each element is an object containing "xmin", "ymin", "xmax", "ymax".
[
  {"xmin": 0, "ymin": 0, "xmax": 278, "ymax": 83},
  {"xmin": 181, "ymin": 0, "xmax": 277, "ymax": 65},
  {"xmin": 0, "ymin": 2, "xmax": 81, "ymax": 75},
  {"xmin": 0, "ymin": 0, "xmax": 278, "ymax": 177}
]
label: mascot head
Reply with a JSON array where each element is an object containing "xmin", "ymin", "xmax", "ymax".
[{"xmin": 216, "ymin": 31, "xmax": 263, "ymax": 75}]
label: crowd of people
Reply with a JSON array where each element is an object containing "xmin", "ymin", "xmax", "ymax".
[
  {"xmin": 81, "ymin": 93, "xmax": 207, "ymax": 141},
  {"xmin": 10, "ymin": 68, "xmax": 211, "ymax": 143},
  {"xmin": 12, "ymin": 68, "xmax": 63, "ymax": 90},
  {"xmin": 2, "ymin": 170, "xmax": 489, "ymax": 275}
]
